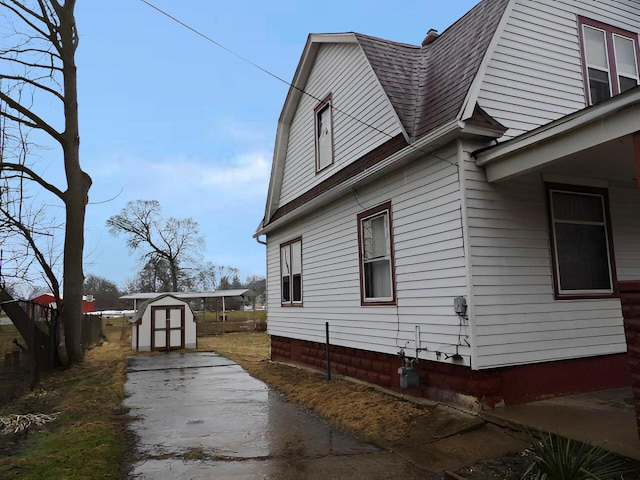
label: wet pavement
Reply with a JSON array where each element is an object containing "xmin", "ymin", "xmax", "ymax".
[
  {"xmin": 482, "ymin": 387, "xmax": 640, "ymax": 461},
  {"xmin": 124, "ymin": 352, "xmax": 432, "ymax": 479}
]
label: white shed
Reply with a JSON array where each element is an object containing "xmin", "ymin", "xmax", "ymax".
[{"xmin": 130, "ymin": 294, "xmax": 197, "ymax": 352}]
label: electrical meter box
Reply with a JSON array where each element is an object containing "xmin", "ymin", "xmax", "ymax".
[{"xmin": 398, "ymin": 366, "xmax": 419, "ymax": 389}]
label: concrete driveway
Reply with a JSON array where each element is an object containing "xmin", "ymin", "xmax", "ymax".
[{"xmin": 124, "ymin": 352, "xmax": 433, "ymax": 479}]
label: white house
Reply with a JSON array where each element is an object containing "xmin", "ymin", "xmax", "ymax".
[
  {"xmin": 130, "ymin": 294, "xmax": 197, "ymax": 351},
  {"xmin": 255, "ymin": 0, "xmax": 640, "ymax": 413}
]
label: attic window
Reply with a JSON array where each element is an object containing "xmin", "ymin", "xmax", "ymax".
[
  {"xmin": 315, "ymin": 95, "xmax": 334, "ymax": 173},
  {"xmin": 579, "ymin": 17, "xmax": 640, "ymax": 105}
]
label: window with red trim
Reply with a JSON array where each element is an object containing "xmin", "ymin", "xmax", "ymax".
[
  {"xmin": 357, "ymin": 202, "xmax": 396, "ymax": 305},
  {"xmin": 579, "ymin": 17, "xmax": 640, "ymax": 105},
  {"xmin": 314, "ymin": 95, "xmax": 334, "ymax": 173},
  {"xmin": 546, "ymin": 184, "xmax": 617, "ymax": 298},
  {"xmin": 280, "ymin": 238, "xmax": 302, "ymax": 305}
]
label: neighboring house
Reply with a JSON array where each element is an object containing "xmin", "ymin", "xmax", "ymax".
[
  {"xmin": 31, "ymin": 293, "xmax": 96, "ymax": 314},
  {"xmin": 130, "ymin": 294, "xmax": 197, "ymax": 352},
  {"xmin": 255, "ymin": 0, "xmax": 640, "ymax": 412}
]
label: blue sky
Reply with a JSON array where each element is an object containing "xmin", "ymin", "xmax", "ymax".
[{"xmin": 73, "ymin": 0, "xmax": 480, "ymax": 288}]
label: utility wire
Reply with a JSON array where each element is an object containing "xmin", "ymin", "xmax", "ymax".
[{"xmin": 137, "ymin": 0, "xmax": 457, "ymax": 168}]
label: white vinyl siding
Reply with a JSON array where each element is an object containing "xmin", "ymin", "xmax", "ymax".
[
  {"xmin": 476, "ymin": 0, "xmax": 640, "ymax": 139},
  {"xmin": 278, "ymin": 43, "xmax": 402, "ymax": 206},
  {"xmin": 461, "ymin": 144, "xmax": 636, "ymax": 370},
  {"xmin": 267, "ymin": 145, "xmax": 469, "ymax": 364}
]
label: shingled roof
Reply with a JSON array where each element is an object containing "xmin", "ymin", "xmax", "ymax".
[{"xmin": 356, "ymin": 0, "xmax": 509, "ymax": 140}]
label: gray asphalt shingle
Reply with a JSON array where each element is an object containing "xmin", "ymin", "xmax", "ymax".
[{"xmin": 355, "ymin": 0, "xmax": 510, "ymax": 140}]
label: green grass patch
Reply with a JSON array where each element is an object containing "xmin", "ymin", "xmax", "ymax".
[{"xmin": 0, "ymin": 323, "xmax": 132, "ymax": 479}]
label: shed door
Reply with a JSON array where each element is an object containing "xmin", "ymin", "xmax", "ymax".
[{"xmin": 151, "ymin": 305, "xmax": 185, "ymax": 351}]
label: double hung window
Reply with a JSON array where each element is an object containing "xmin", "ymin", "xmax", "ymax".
[
  {"xmin": 357, "ymin": 203, "xmax": 396, "ymax": 305},
  {"xmin": 579, "ymin": 17, "xmax": 640, "ymax": 105},
  {"xmin": 281, "ymin": 238, "xmax": 302, "ymax": 305}
]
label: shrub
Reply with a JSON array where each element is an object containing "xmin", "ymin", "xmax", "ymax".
[{"xmin": 522, "ymin": 432, "xmax": 636, "ymax": 480}]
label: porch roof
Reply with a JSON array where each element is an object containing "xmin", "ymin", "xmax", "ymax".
[{"xmin": 474, "ymin": 87, "xmax": 640, "ymax": 183}]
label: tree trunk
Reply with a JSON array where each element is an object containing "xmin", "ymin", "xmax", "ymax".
[
  {"xmin": 170, "ymin": 262, "xmax": 178, "ymax": 292},
  {"xmin": 59, "ymin": 0, "xmax": 91, "ymax": 364}
]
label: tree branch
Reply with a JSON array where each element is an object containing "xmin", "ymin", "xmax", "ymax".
[
  {"xmin": 0, "ymin": 204, "xmax": 60, "ymax": 299},
  {"xmin": 0, "ymin": 46, "xmax": 62, "ymax": 62},
  {"xmin": 1, "ymin": 162, "xmax": 64, "ymax": 199},
  {"xmin": 1, "ymin": 74, "xmax": 64, "ymax": 101},
  {"xmin": 0, "ymin": 55, "xmax": 62, "ymax": 72},
  {"xmin": 0, "ymin": 91, "xmax": 62, "ymax": 142},
  {"xmin": 1, "ymin": 1, "xmax": 52, "ymax": 44}
]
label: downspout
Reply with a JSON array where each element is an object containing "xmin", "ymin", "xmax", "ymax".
[{"xmin": 255, "ymin": 234, "xmax": 267, "ymax": 246}]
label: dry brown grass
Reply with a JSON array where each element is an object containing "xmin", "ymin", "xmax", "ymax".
[
  {"xmin": 0, "ymin": 320, "xmax": 132, "ymax": 479},
  {"xmin": 197, "ymin": 332, "xmax": 428, "ymax": 444}
]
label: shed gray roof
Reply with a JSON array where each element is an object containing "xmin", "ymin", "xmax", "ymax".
[
  {"xmin": 355, "ymin": 0, "xmax": 509, "ymax": 140},
  {"xmin": 130, "ymin": 293, "xmax": 187, "ymax": 324}
]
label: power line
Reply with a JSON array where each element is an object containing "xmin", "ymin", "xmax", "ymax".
[{"xmin": 137, "ymin": 0, "xmax": 457, "ymax": 168}]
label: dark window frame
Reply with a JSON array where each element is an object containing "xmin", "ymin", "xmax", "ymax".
[
  {"xmin": 280, "ymin": 237, "xmax": 303, "ymax": 307},
  {"xmin": 314, "ymin": 94, "xmax": 335, "ymax": 174},
  {"xmin": 578, "ymin": 16, "xmax": 640, "ymax": 105},
  {"xmin": 545, "ymin": 183, "xmax": 618, "ymax": 300},
  {"xmin": 357, "ymin": 201, "xmax": 397, "ymax": 306}
]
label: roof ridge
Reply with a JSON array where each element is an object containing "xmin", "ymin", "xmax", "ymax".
[{"xmin": 353, "ymin": 32, "xmax": 421, "ymax": 50}]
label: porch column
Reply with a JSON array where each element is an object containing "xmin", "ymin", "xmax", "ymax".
[{"xmin": 617, "ymin": 280, "xmax": 640, "ymax": 439}]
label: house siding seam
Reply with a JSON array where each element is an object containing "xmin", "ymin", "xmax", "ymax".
[
  {"xmin": 476, "ymin": 0, "xmax": 640, "ymax": 140},
  {"xmin": 272, "ymin": 335, "xmax": 630, "ymax": 409}
]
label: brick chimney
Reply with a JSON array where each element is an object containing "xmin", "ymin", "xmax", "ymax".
[{"xmin": 422, "ymin": 28, "xmax": 439, "ymax": 46}]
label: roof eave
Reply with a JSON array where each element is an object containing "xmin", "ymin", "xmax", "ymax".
[{"xmin": 474, "ymin": 88, "xmax": 640, "ymax": 182}]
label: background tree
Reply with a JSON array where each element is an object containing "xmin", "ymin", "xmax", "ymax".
[
  {"xmin": 106, "ymin": 200, "xmax": 205, "ymax": 292},
  {"xmin": 127, "ymin": 256, "xmax": 173, "ymax": 293},
  {"xmin": 0, "ymin": 0, "xmax": 91, "ymax": 364},
  {"xmin": 245, "ymin": 275, "xmax": 266, "ymax": 297},
  {"xmin": 218, "ymin": 270, "xmax": 242, "ymax": 290},
  {"xmin": 83, "ymin": 274, "xmax": 124, "ymax": 310}
]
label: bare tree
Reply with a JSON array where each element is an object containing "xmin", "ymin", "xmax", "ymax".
[
  {"xmin": 106, "ymin": 200, "xmax": 205, "ymax": 292},
  {"xmin": 0, "ymin": 0, "xmax": 90, "ymax": 364}
]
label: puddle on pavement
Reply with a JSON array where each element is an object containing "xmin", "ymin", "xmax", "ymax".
[{"xmin": 125, "ymin": 352, "xmax": 428, "ymax": 479}]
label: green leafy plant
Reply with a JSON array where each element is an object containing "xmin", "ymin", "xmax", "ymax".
[{"xmin": 522, "ymin": 432, "xmax": 636, "ymax": 480}]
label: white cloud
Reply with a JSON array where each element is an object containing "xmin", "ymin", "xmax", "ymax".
[
  {"xmin": 91, "ymin": 150, "xmax": 270, "ymax": 205},
  {"xmin": 208, "ymin": 118, "xmax": 274, "ymax": 145}
]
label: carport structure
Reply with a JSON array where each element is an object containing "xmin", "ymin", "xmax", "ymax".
[{"xmin": 121, "ymin": 289, "xmax": 258, "ymax": 322}]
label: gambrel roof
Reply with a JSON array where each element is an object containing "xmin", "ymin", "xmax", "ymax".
[{"xmin": 258, "ymin": 0, "xmax": 510, "ymax": 233}]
